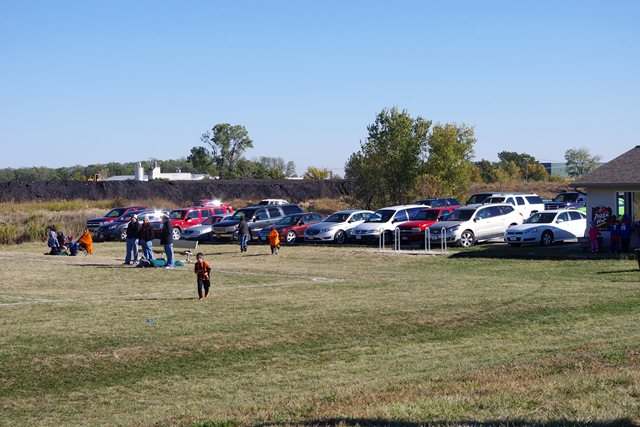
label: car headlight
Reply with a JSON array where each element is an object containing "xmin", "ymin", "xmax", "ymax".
[
  {"xmin": 320, "ymin": 228, "xmax": 331, "ymax": 233},
  {"xmin": 447, "ymin": 225, "xmax": 460, "ymax": 232},
  {"xmin": 524, "ymin": 228, "xmax": 538, "ymax": 234}
]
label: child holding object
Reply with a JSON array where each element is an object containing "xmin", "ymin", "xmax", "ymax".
[
  {"xmin": 194, "ymin": 252, "xmax": 212, "ymax": 300},
  {"xmin": 268, "ymin": 226, "xmax": 280, "ymax": 255}
]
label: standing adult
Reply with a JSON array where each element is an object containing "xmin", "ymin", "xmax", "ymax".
[
  {"xmin": 238, "ymin": 215, "xmax": 250, "ymax": 253},
  {"xmin": 124, "ymin": 214, "xmax": 140, "ymax": 265},
  {"xmin": 139, "ymin": 217, "xmax": 155, "ymax": 261},
  {"xmin": 160, "ymin": 215, "xmax": 175, "ymax": 268}
]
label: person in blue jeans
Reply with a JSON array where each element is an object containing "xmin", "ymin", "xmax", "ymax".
[
  {"xmin": 124, "ymin": 215, "xmax": 140, "ymax": 265},
  {"xmin": 139, "ymin": 216, "xmax": 155, "ymax": 261},
  {"xmin": 238, "ymin": 216, "xmax": 250, "ymax": 253},
  {"xmin": 160, "ymin": 215, "xmax": 174, "ymax": 268}
]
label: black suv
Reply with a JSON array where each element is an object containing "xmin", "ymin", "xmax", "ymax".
[{"xmin": 212, "ymin": 204, "xmax": 304, "ymax": 240}]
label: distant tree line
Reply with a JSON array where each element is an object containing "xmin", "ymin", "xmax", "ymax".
[{"xmin": 344, "ymin": 107, "xmax": 602, "ymax": 207}]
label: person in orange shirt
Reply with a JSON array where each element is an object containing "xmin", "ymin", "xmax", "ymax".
[
  {"xmin": 194, "ymin": 252, "xmax": 212, "ymax": 300},
  {"xmin": 268, "ymin": 226, "xmax": 281, "ymax": 255},
  {"xmin": 77, "ymin": 229, "xmax": 94, "ymax": 255}
]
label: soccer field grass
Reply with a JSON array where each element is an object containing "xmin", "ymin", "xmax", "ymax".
[{"xmin": 1, "ymin": 242, "xmax": 639, "ymax": 427}]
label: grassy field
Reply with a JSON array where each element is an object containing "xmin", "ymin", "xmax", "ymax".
[{"xmin": 1, "ymin": 241, "xmax": 639, "ymax": 427}]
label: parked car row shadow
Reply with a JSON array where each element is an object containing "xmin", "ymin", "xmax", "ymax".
[{"xmin": 252, "ymin": 417, "xmax": 638, "ymax": 427}]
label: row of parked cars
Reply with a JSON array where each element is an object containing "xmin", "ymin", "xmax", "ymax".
[{"xmin": 86, "ymin": 191, "xmax": 589, "ymax": 248}]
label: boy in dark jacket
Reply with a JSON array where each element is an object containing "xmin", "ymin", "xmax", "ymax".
[
  {"xmin": 238, "ymin": 216, "xmax": 250, "ymax": 253},
  {"xmin": 160, "ymin": 215, "xmax": 174, "ymax": 268},
  {"xmin": 194, "ymin": 252, "xmax": 212, "ymax": 299}
]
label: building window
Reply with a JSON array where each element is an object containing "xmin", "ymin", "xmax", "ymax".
[{"xmin": 633, "ymin": 192, "xmax": 640, "ymax": 223}]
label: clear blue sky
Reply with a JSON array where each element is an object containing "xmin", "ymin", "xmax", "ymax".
[{"xmin": 1, "ymin": 1, "xmax": 639, "ymax": 173}]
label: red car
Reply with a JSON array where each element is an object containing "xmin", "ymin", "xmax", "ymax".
[
  {"xmin": 398, "ymin": 207, "xmax": 457, "ymax": 242},
  {"xmin": 169, "ymin": 205, "xmax": 233, "ymax": 240},
  {"xmin": 86, "ymin": 206, "xmax": 146, "ymax": 232},
  {"xmin": 257, "ymin": 212, "xmax": 325, "ymax": 244}
]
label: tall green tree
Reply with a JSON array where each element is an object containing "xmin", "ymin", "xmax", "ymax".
[
  {"xmin": 565, "ymin": 147, "xmax": 601, "ymax": 177},
  {"xmin": 285, "ymin": 161, "xmax": 297, "ymax": 177},
  {"xmin": 345, "ymin": 108, "xmax": 431, "ymax": 207},
  {"xmin": 201, "ymin": 123, "xmax": 254, "ymax": 178},
  {"xmin": 497, "ymin": 151, "xmax": 548, "ymax": 181},
  {"xmin": 423, "ymin": 124, "xmax": 476, "ymax": 196},
  {"xmin": 187, "ymin": 147, "xmax": 213, "ymax": 173}
]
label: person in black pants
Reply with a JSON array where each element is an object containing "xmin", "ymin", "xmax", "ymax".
[
  {"xmin": 124, "ymin": 215, "xmax": 140, "ymax": 265},
  {"xmin": 160, "ymin": 215, "xmax": 175, "ymax": 268}
]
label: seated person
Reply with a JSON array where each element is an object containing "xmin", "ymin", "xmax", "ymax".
[{"xmin": 47, "ymin": 226, "xmax": 61, "ymax": 255}]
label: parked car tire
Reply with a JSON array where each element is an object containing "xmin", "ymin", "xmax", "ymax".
[
  {"xmin": 120, "ymin": 230, "xmax": 127, "ymax": 241},
  {"xmin": 172, "ymin": 228, "xmax": 182, "ymax": 240},
  {"xmin": 541, "ymin": 230, "xmax": 553, "ymax": 246},
  {"xmin": 459, "ymin": 230, "xmax": 475, "ymax": 248},
  {"xmin": 334, "ymin": 230, "xmax": 346, "ymax": 244},
  {"xmin": 285, "ymin": 231, "xmax": 297, "ymax": 244}
]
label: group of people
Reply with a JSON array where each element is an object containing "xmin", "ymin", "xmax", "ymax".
[
  {"xmin": 587, "ymin": 214, "xmax": 635, "ymax": 254},
  {"xmin": 46, "ymin": 225, "xmax": 94, "ymax": 256},
  {"xmin": 122, "ymin": 214, "xmax": 176, "ymax": 268}
]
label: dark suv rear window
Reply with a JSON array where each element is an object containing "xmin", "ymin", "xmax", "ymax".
[{"xmin": 282, "ymin": 205, "xmax": 303, "ymax": 215}]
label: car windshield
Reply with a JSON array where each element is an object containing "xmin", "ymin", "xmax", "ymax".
[
  {"xmin": 525, "ymin": 212, "xmax": 557, "ymax": 224},
  {"xmin": 446, "ymin": 209, "xmax": 475, "ymax": 221},
  {"xmin": 105, "ymin": 208, "xmax": 126, "ymax": 218},
  {"xmin": 410, "ymin": 209, "xmax": 440, "ymax": 221},
  {"xmin": 230, "ymin": 208, "xmax": 256, "ymax": 220},
  {"xmin": 277, "ymin": 215, "xmax": 302, "ymax": 226},
  {"xmin": 466, "ymin": 194, "xmax": 491, "ymax": 204},
  {"xmin": 324, "ymin": 213, "xmax": 350, "ymax": 223},
  {"xmin": 169, "ymin": 210, "xmax": 186, "ymax": 219},
  {"xmin": 553, "ymin": 193, "xmax": 578, "ymax": 203},
  {"xmin": 367, "ymin": 210, "xmax": 395, "ymax": 223}
]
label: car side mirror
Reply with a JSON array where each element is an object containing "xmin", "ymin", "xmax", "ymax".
[{"xmin": 473, "ymin": 217, "xmax": 479, "ymax": 222}]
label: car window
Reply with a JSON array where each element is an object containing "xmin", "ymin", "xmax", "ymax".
[
  {"xmin": 312, "ymin": 214, "xmax": 322, "ymax": 221},
  {"xmin": 526, "ymin": 196, "xmax": 544, "ymax": 204},
  {"xmin": 202, "ymin": 210, "xmax": 210, "ymax": 218},
  {"xmin": 187, "ymin": 211, "xmax": 199, "ymax": 219},
  {"xmin": 500, "ymin": 205, "xmax": 515, "ymax": 215},
  {"xmin": 569, "ymin": 211, "xmax": 583, "ymax": 221},
  {"xmin": 557, "ymin": 212, "xmax": 570, "ymax": 222},
  {"xmin": 394, "ymin": 210, "xmax": 409, "ymax": 222},
  {"xmin": 267, "ymin": 207, "xmax": 281, "ymax": 218},
  {"xmin": 255, "ymin": 210, "xmax": 269, "ymax": 221},
  {"xmin": 516, "ymin": 197, "xmax": 525, "ymax": 206},
  {"xmin": 476, "ymin": 208, "xmax": 492, "ymax": 219},
  {"xmin": 505, "ymin": 197, "xmax": 515, "ymax": 205}
]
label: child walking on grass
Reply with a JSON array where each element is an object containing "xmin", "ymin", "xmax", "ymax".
[
  {"xmin": 194, "ymin": 252, "xmax": 212, "ymax": 300},
  {"xmin": 268, "ymin": 226, "xmax": 281, "ymax": 255}
]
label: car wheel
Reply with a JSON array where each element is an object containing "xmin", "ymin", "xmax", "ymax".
[
  {"xmin": 541, "ymin": 230, "xmax": 553, "ymax": 246},
  {"xmin": 286, "ymin": 230, "xmax": 297, "ymax": 244},
  {"xmin": 120, "ymin": 230, "xmax": 127, "ymax": 241},
  {"xmin": 172, "ymin": 228, "xmax": 182, "ymax": 240},
  {"xmin": 334, "ymin": 230, "xmax": 346, "ymax": 244},
  {"xmin": 459, "ymin": 230, "xmax": 475, "ymax": 248}
]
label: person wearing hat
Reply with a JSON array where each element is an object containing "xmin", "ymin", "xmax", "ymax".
[{"xmin": 124, "ymin": 214, "xmax": 141, "ymax": 265}]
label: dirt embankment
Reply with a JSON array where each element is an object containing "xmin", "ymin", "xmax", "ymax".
[{"xmin": 0, "ymin": 180, "xmax": 353, "ymax": 204}]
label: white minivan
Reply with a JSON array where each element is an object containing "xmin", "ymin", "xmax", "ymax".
[
  {"xmin": 350, "ymin": 204, "xmax": 423, "ymax": 243},
  {"xmin": 428, "ymin": 204, "xmax": 524, "ymax": 247}
]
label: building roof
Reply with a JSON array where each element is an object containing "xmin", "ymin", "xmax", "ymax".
[{"xmin": 573, "ymin": 145, "xmax": 640, "ymax": 187}]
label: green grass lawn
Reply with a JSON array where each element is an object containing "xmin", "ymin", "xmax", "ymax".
[{"xmin": 0, "ymin": 241, "xmax": 639, "ymax": 427}]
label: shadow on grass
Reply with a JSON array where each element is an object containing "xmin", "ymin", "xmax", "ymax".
[
  {"xmin": 597, "ymin": 269, "xmax": 639, "ymax": 274},
  {"xmin": 448, "ymin": 243, "xmax": 637, "ymax": 261},
  {"xmin": 126, "ymin": 297, "xmax": 194, "ymax": 301},
  {"xmin": 251, "ymin": 418, "xmax": 639, "ymax": 427}
]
